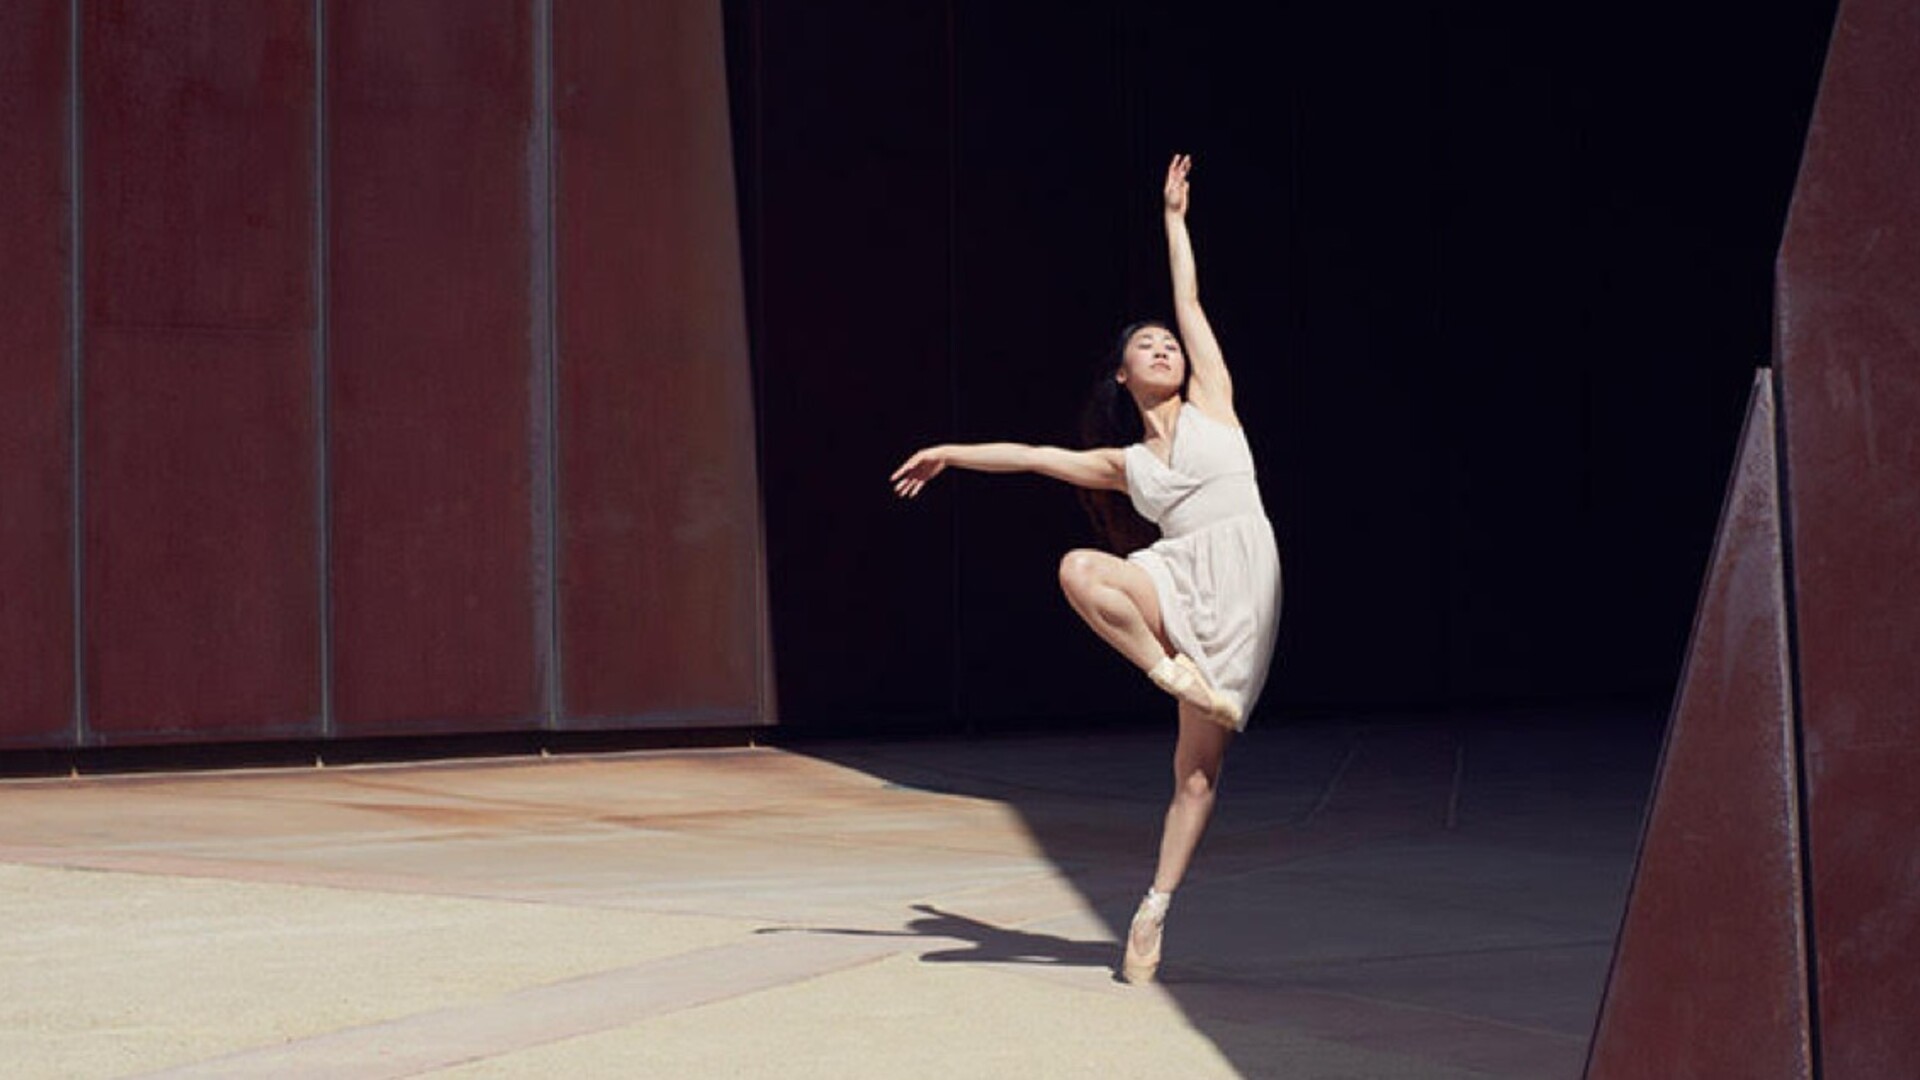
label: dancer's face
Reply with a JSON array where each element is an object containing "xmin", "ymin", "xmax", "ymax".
[{"xmin": 1117, "ymin": 325, "xmax": 1185, "ymax": 396}]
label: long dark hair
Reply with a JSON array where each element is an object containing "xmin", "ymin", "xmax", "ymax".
[{"xmin": 1077, "ymin": 320, "xmax": 1181, "ymax": 554}]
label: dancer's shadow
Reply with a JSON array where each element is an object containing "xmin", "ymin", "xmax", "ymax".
[{"xmin": 759, "ymin": 903, "xmax": 1120, "ymax": 971}]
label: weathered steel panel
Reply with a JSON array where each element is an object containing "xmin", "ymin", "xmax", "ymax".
[
  {"xmin": 552, "ymin": 0, "xmax": 769, "ymax": 728},
  {"xmin": 0, "ymin": 0, "xmax": 75, "ymax": 748},
  {"xmin": 1774, "ymin": 0, "xmax": 1920, "ymax": 1074},
  {"xmin": 82, "ymin": 0, "xmax": 321, "ymax": 744},
  {"xmin": 325, "ymin": 0, "xmax": 541, "ymax": 735},
  {"xmin": 1586, "ymin": 373, "xmax": 1811, "ymax": 1079}
]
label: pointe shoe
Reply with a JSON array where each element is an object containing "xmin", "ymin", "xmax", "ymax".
[
  {"xmin": 1175, "ymin": 656, "xmax": 1243, "ymax": 729},
  {"xmin": 1121, "ymin": 889, "xmax": 1171, "ymax": 984},
  {"xmin": 1148, "ymin": 655, "xmax": 1242, "ymax": 729}
]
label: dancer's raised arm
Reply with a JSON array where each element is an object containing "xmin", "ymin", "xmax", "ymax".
[
  {"xmin": 1163, "ymin": 154, "xmax": 1237, "ymax": 424},
  {"xmin": 891, "ymin": 443, "xmax": 1125, "ymax": 499}
]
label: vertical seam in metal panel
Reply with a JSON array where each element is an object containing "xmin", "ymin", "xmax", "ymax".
[
  {"xmin": 1429, "ymin": 6, "xmax": 1454, "ymax": 704},
  {"xmin": 945, "ymin": 0, "xmax": 965, "ymax": 736},
  {"xmin": 1114, "ymin": 6, "xmax": 1132, "ymax": 332},
  {"xmin": 314, "ymin": 0, "xmax": 334, "ymax": 740},
  {"xmin": 754, "ymin": 0, "xmax": 776, "ymax": 729},
  {"xmin": 738, "ymin": 0, "xmax": 773, "ymax": 730},
  {"xmin": 532, "ymin": 0, "xmax": 561, "ymax": 731},
  {"xmin": 69, "ymin": 0, "xmax": 88, "ymax": 748},
  {"xmin": 1771, "ymin": 361, "xmax": 1822, "ymax": 1078}
]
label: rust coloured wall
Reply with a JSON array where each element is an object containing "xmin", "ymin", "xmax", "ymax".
[
  {"xmin": 1585, "ymin": 375, "xmax": 1812, "ymax": 1079},
  {"xmin": 326, "ymin": 0, "xmax": 542, "ymax": 737},
  {"xmin": 1588, "ymin": 0, "xmax": 1920, "ymax": 1072},
  {"xmin": 82, "ymin": 1, "xmax": 322, "ymax": 744},
  {"xmin": 1774, "ymin": 0, "xmax": 1920, "ymax": 1071},
  {"xmin": 0, "ymin": 0, "xmax": 74, "ymax": 747},
  {"xmin": 0, "ymin": 0, "xmax": 770, "ymax": 750},
  {"xmin": 554, "ymin": 1, "xmax": 766, "ymax": 728}
]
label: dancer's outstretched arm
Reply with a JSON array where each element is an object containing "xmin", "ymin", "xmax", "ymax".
[
  {"xmin": 1163, "ymin": 154, "xmax": 1238, "ymax": 425},
  {"xmin": 891, "ymin": 443, "xmax": 1125, "ymax": 499}
]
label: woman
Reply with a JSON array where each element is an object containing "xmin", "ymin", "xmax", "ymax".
[{"xmin": 890, "ymin": 154, "xmax": 1283, "ymax": 983}]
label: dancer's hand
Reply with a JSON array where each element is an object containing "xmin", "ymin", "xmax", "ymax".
[
  {"xmin": 1163, "ymin": 153, "xmax": 1191, "ymax": 216},
  {"xmin": 890, "ymin": 446, "xmax": 949, "ymax": 499}
]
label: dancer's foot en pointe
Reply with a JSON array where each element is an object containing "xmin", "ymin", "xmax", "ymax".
[
  {"xmin": 1121, "ymin": 888, "xmax": 1171, "ymax": 984},
  {"xmin": 1148, "ymin": 654, "xmax": 1241, "ymax": 729}
]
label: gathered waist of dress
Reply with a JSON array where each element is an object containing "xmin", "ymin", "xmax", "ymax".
[{"xmin": 1155, "ymin": 472, "xmax": 1271, "ymax": 539}]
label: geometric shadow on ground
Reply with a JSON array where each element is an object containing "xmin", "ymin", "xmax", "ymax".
[{"xmin": 799, "ymin": 703, "xmax": 1664, "ymax": 1078}]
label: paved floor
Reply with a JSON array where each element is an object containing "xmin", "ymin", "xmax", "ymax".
[{"xmin": 0, "ymin": 707, "xmax": 1661, "ymax": 1078}]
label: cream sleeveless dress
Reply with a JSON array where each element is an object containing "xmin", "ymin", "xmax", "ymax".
[{"xmin": 1123, "ymin": 402, "xmax": 1282, "ymax": 729}]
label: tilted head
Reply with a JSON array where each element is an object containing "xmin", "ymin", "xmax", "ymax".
[
  {"xmin": 1111, "ymin": 320, "xmax": 1186, "ymax": 404},
  {"xmin": 1077, "ymin": 320, "xmax": 1185, "ymax": 554}
]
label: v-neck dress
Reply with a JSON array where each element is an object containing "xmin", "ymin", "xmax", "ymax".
[{"xmin": 1123, "ymin": 402, "xmax": 1282, "ymax": 729}]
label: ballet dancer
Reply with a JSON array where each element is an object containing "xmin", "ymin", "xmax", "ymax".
[{"xmin": 890, "ymin": 154, "xmax": 1283, "ymax": 983}]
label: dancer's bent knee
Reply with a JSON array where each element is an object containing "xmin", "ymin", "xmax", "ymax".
[{"xmin": 1057, "ymin": 549, "xmax": 1106, "ymax": 598}]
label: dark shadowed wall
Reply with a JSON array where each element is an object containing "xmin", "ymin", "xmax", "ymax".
[{"xmin": 726, "ymin": 0, "xmax": 1837, "ymax": 733}]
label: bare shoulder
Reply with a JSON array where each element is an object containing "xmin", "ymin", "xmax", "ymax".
[{"xmin": 1184, "ymin": 393, "xmax": 1242, "ymax": 430}]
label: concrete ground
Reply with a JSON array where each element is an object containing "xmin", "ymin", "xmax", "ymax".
[{"xmin": 0, "ymin": 708, "xmax": 1660, "ymax": 1079}]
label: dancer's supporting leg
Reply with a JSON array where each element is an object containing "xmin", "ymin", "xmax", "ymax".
[
  {"xmin": 1057, "ymin": 546, "xmax": 1237, "ymax": 980},
  {"xmin": 1125, "ymin": 701, "xmax": 1233, "ymax": 982},
  {"xmin": 1153, "ymin": 701, "xmax": 1233, "ymax": 894}
]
